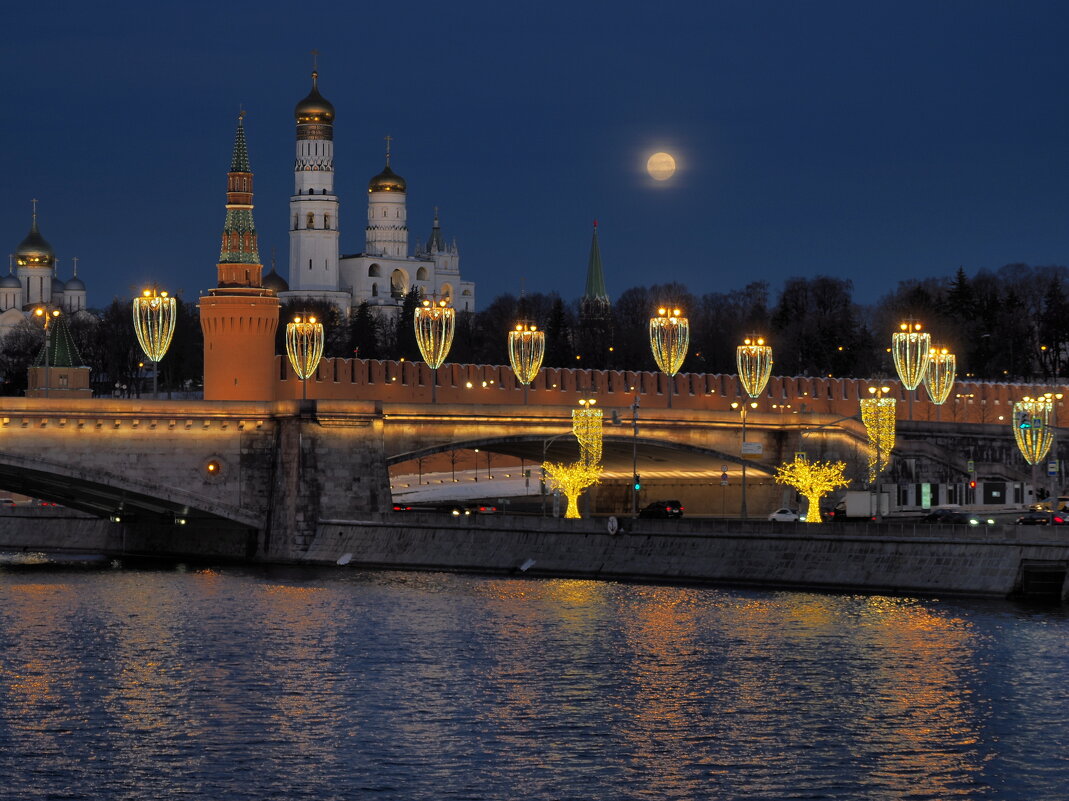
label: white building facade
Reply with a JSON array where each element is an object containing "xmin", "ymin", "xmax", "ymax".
[{"xmin": 275, "ymin": 71, "xmax": 475, "ymax": 314}]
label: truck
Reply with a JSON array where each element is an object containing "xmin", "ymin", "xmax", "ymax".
[{"xmin": 831, "ymin": 491, "xmax": 890, "ymax": 521}]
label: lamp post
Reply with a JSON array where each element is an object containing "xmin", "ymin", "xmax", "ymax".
[
  {"xmin": 631, "ymin": 395, "xmax": 640, "ymax": 518},
  {"xmin": 892, "ymin": 321, "xmax": 931, "ymax": 421},
  {"xmin": 285, "ymin": 314, "xmax": 325, "ymax": 401},
  {"xmin": 414, "ymin": 298, "xmax": 455, "ymax": 403},
  {"xmin": 923, "ymin": 346, "xmax": 956, "ymax": 420},
  {"xmin": 731, "ymin": 400, "xmax": 758, "ymax": 518},
  {"xmin": 735, "ymin": 335, "xmax": 773, "ymax": 520},
  {"xmin": 649, "ymin": 307, "xmax": 689, "ymax": 408},
  {"xmin": 540, "ymin": 433, "xmax": 569, "ymax": 516},
  {"xmin": 32, "ymin": 306, "xmax": 61, "ymax": 398},
  {"xmin": 508, "ymin": 322, "xmax": 545, "ymax": 403},
  {"xmin": 132, "ymin": 288, "xmax": 177, "ymax": 399}
]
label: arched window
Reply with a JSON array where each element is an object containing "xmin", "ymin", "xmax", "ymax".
[
  {"xmin": 306, "ymin": 213, "xmax": 314, "ymax": 229},
  {"xmin": 368, "ymin": 264, "xmax": 381, "ymax": 277},
  {"xmin": 416, "ymin": 267, "xmax": 428, "ymax": 281},
  {"xmin": 293, "ymin": 214, "xmax": 298, "ymax": 230},
  {"xmin": 324, "ymin": 214, "xmax": 331, "ymax": 229},
  {"xmin": 371, "ymin": 283, "xmax": 379, "ymax": 297},
  {"xmin": 390, "ymin": 269, "xmax": 406, "ymax": 299}
]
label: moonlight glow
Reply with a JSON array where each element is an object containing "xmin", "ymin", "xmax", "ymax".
[{"xmin": 646, "ymin": 152, "xmax": 677, "ymax": 181}]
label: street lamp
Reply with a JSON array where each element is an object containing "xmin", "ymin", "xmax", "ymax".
[
  {"xmin": 735, "ymin": 335, "xmax": 773, "ymax": 520},
  {"xmin": 631, "ymin": 395, "xmax": 640, "ymax": 517},
  {"xmin": 508, "ymin": 322, "xmax": 544, "ymax": 403},
  {"xmin": 649, "ymin": 307, "xmax": 689, "ymax": 407},
  {"xmin": 730, "ymin": 400, "xmax": 758, "ymax": 518},
  {"xmin": 132, "ymin": 288, "xmax": 177, "ymax": 399},
  {"xmin": 414, "ymin": 298, "xmax": 455, "ymax": 402},
  {"xmin": 892, "ymin": 321, "xmax": 930, "ymax": 420},
  {"xmin": 923, "ymin": 346, "xmax": 956, "ymax": 418},
  {"xmin": 285, "ymin": 314, "xmax": 324, "ymax": 401},
  {"xmin": 32, "ymin": 306, "xmax": 61, "ymax": 398}
]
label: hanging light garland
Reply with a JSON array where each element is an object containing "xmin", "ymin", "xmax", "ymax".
[
  {"xmin": 1012, "ymin": 396, "xmax": 1054, "ymax": 465},
  {"xmin": 132, "ymin": 287, "xmax": 177, "ymax": 399},
  {"xmin": 892, "ymin": 321, "xmax": 931, "ymax": 390},
  {"xmin": 860, "ymin": 393, "xmax": 896, "ymax": 483},
  {"xmin": 649, "ymin": 307, "xmax": 689, "ymax": 377},
  {"xmin": 923, "ymin": 346, "xmax": 956, "ymax": 405},
  {"xmin": 414, "ymin": 298, "xmax": 455, "ymax": 369},
  {"xmin": 572, "ymin": 399, "xmax": 603, "ymax": 466},
  {"xmin": 286, "ymin": 314, "xmax": 324, "ymax": 400},
  {"xmin": 774, "ymin": 456, "xmax": 849, "ymax": 524},
  {"xmin": 507, "ymin": 322, "xmax": 545, "ymax": 386},
  {"xmin": 737, "ymin": 335, "xmax": 773, "ymax": 398}
]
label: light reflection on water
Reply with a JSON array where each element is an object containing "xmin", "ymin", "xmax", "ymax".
[{"xmin": 0, "ymin": 565, "xmax": 1067, "ymax": 800}]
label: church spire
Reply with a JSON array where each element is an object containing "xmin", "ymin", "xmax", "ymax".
[
  {"xmin": 217, "ymin": 112, "xmax": 262, "ymax": 286},
  {"xmin": 583, "ymin": 219, "xmax": 608, "ymax": 302},
  {"xmin": 427, "ymin": 206, "xmax": 445, "ymax": 253}
]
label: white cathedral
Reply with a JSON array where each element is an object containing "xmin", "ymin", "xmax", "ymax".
[
  {"xmin": 269, "ymin": 69, "xmax": 475, "ymax": 314},
  {"xmin": 0, "ymin": 204, "xmax": 89, "ymax": 338}
]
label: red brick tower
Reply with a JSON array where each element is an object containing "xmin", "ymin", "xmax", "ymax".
[{"xmin": 199, "ymin": 113, "xmax": 280, "ymax": 401}]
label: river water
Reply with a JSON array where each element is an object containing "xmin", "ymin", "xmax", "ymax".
[{"xmin": 0, "ymin": 559, "xmax": 1067, "ymax": 801}]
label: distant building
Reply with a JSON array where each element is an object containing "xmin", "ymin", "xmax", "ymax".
[
  {"xmin": 577, "ymin": 221, "xmax": 613, "ymax": 368},
  {"xmin": 272, "ymin": 68, "xmax": 475, "ymax": 315},
  {"xmin": 0, "ymin": 203, "xmax": 89, "ymax": 338}
]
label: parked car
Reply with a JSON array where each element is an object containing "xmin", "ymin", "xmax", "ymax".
[
  {"xmin": 638, "ymin": 500, "xmax": 684, "ymax": 519},
  {"xmin": 768, "ymin": 508, "xmax": 803, "ymax": 522},
  {"xmin": 1016, "ymin": 511, "xmax": 1069, "ymax": 525},
  {"xmin": 921, "ymin": 508, "xmax": 996, "ymax": 525}
]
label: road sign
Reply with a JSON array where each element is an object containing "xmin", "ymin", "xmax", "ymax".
[
  {"xmin": 794, "ymin": 451, "xmax": 808, "ymax": 462},
  {"xmin": 741, "ymin": 442, "xmax": 763, "ymax": 456},
  {"xmin": 967, "ymin": 459, "xmax": 975, "ymax": 473},
  {"xmin": 720, "ymin": 472, "xmax": 729, "ymax": 486},
  {"xmin": 1048, "ymin": 460, "xmax": 1059, "ymax": 477}
]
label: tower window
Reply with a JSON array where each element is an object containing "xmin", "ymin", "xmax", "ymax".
[
  {"xmin": 293, "ymin": 214, "xmax": 298, "ymax": 230},
  {"xmin": 324, "ymin": 214, "xmax": 331, "ymax": 229},
  {"xmin": 307, "ymin": 213, "xmax": 314, "ymax": 229},
  {"xmin": 309, "ymin": 259, "xmax": 313, "ymax": 271}
]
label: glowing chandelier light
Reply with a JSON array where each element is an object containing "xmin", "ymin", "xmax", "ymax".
[
  {"xmin": 737, "ymin": 335, "xmax": 773, "ymax": 398},
  {"xmin": 923, "ymin": 346, "xmax": 956, "ymax": 405},
  {"xmin": 286, "ymin": 314, "xmax": 324, "ymax": 400},
  {"xmin": 572, "ymin": 399, "xmax": 603, "ymax": 466},
  {"xmin": 1012, "ymin": 396, "xmax": 1054, "ymax": 465},
  {"xmin": 774, "ymin": 456, "xmax": 849, "ymax": 524},
  {"xmin": 860, "ymin": 394, "xmax": 896, "ymax": 483},
  {"xmin": 132, "ymin": 287, "xmax": 176, "ymax": 399},
  {"xmin": 508, "ymin": 322, "xmax": 545, "ymax": 386},
  {"xmin": 649, "ymin": 307, "xmax": 689, "ymax": 407},
  {"xmin": 414, "ymin": 299, "xmax": 455, "ymax": 370},
  {"xmin": 892, "ymin": 321, "xmax": 931, "ymax": 391}
]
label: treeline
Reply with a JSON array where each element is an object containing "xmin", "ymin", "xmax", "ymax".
[{"xmin": 1, "ymin": 262, "xmax": 1065, "ymax": 396}]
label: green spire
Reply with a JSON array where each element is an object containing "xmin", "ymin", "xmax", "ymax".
[
  {"xmin": 584, "ymin": 220, "xmax": 608, "ymax": 302},
  {"xmin": 32, "ymin": 315, "xmax": 85, "ymax": 368},
  {"xmin": 230, "ymin": 112, "xmax": 250, "ymax": 172}
]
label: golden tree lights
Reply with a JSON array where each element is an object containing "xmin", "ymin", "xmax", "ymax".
[
  {"xmin": 923, "ymin": 346, "xmax": 956, "ymax": 405},
  {"xmin": 543, "ymin": 399, "xmax": 603, "ymax": 519},
  {"xmin": 736, "ymin": 336, "xmax": 773, "ymax": 398},
  {"xmin": 1012, "ymin": 396, "xmax": 1054, "ymax": 465},
  {"xmin": 861, "ymin": 390, "xmax": 896, "ymax": 483},
  {"xmin": 774, "ymin": 456, "xmax": 849, "ymax": 524},
  {"xmin": 892, "ymin": 321, "xmax": 931, "ymax": 390},
  {"xmin": 414, "ymin": 299, "xmax": 455, "ymax": 369},
  {"xmin": 132, "ymin": 288, "xmax": 176, "ymax": 399},
  {"xmin": 508, "ymin": 323, "xmax": 545, "ymax": 386},
  {"xmin": 286, "ymin": 314, "xmax": 324, "ymax": 400}
]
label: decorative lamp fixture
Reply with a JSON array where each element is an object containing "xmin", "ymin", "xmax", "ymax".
[
  {"xmin": 573, "ymin": 399, "xmax": 603, "ymax": 466},
  {"xmin": 414, "ymin": 298, "xmax": 455, "ymax": 369},
  {"xmin": 508, "ymin": 322, "xmax": 545, "ymax": 394},
  {"xmin": 132, "ymin": 288, "xmax": 177, "ymax": 399},
  {"xmin": 774, "ymin": 456, "xmax": 849, "ymax": 524},
  {"xmin": 649, "ymin": 307, "xmax": 689, "ymax": 406},
  {"xmin": 736, "ymin": 335, "xmax": 773, "ymax": 399},
  {"xmin": 285, "ymin": 314, "xmax": 324, "ymax": 400},
  {"xmin": 923, "ymin": 346, "xmax": 956, "ymax": 406},
  {"xmin": 861, "ymin": 387, "xmax": 896, "ymax": 484},
  {"xmin": 1012, "ymin": 396, "xmax": 1054, "ymax": 465},
  {"xmin": 892, "ymin": 321, "xmax": 931, "ymax": 390}
]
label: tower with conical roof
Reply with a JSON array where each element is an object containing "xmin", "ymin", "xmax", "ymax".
[
  {"xmin": 578, "ymin": 220, "xmax": 614, "ymax": 368},
  {"xmin": 199, "ymin": 113, "xmax": 281, "ymax": 401},
  {"xmin": 283, "ymin": 64, "xmax": 347, "ymax": 307},
  {"xmin": 26, "ymin": 313, "xmax": 91, "ymax": 398},
  {"xmin": 366, "ymin": 136, "xmax": 409, "ymax": 261}
]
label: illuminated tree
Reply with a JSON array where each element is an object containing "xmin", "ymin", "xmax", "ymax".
[
  {"xmin": 542, "ymin": 460, "xmax": 602, "ymax": 519},
  {"xmin": 774, "ymin": 457, "xmax": 849, "ymax": 524}
]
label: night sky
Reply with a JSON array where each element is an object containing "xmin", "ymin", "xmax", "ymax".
[{"xmin": 4, "ymin": 1, "xmax": 1069, "ymax": 311}]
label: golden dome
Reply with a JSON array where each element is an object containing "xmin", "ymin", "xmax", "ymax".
[
  {"xmin": 294, "ymin": 71, "xmax": 335, "ymax": 124},
  {"xmin": 15, "ymin": 217, "xmax": 54, "ymax": 268},
  {"xmin": 368, "ymin": 164, "xmax": 406, "ymax": 193}
]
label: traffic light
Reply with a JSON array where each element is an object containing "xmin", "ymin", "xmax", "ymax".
[
  {"xmin": 1018, "ymin": 411, "xmax": 1032, "ymax": 430},
  {"xmin": 969, "ymin": 480, "xmax": 977, "ymax": 489},
  {"xmin": 633, "ymin": 474, "xmax": 641, "ymax": 491}
]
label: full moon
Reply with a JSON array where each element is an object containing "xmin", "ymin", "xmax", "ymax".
[{"xmin": 646, "ymin": 151, "xmax": 677, "ymax": 181}]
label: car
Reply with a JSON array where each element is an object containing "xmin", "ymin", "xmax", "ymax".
[
  {"xmin": 921, "ymin": 508, "xmax": 996, "ymax": 525},
  {"xmin": 768, "ymin": 508, "xmax": 803, "ymax": 522},
  {"xmin": 638, "ymin": 500, "xmax": 684, "ymax": 519},
  {"xmin": 0, "ymin": 498, "xmax": 15, "ymax": 507},
  {"xmin": 1016, "ymin": 511, "xmax": 1069, "ymax": 525}
]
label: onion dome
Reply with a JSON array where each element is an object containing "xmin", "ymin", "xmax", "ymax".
[
  {"xmin": 368, "ymin": 164, "xmax": 406, "ymax": 193},
  {"xmin": 64, "ymin": 275, "xmax": 86, "ymax": 291},
  {"xmin": 51, "ymin": 276, "xmax": 65, "ymax": 295},
  {"xmin": 294, "ymin": 71, "xmax": 335, "ymax": 124},
  {"xmin": 15, "ymin": 216, "xmax": 54, "ymax": 268},
  {"xmin": 262, "ymin": 267, "xmax": 289, "ymax": 294},
  {"xmin": 0, "ymin": 273, "xmax": 21, "ymax": 289}
]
